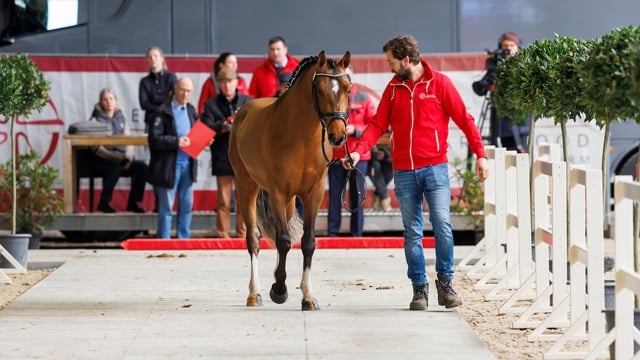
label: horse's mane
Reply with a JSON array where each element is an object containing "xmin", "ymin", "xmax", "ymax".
[{"xmin": 287, "ymin": 55, "xmax": 340, "ymax": 89}]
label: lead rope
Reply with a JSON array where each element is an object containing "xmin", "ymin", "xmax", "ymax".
[{"xmin": 333, "ymin": 141, "xmax": 366, "ymax": 213}]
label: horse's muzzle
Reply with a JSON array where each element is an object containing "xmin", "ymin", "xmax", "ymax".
[{"xmin": 328, "ymin": 133, "xmax": 347, "ymax": 146}]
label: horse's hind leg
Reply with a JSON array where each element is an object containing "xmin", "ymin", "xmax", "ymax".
[{"xmin": 231, "ymin": 164, "xmax": 262, "ymax": 306}]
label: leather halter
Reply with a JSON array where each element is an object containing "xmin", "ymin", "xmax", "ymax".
[{"xmin": 311, "ymin": 71, "xmax": 351, "ymax": 163}]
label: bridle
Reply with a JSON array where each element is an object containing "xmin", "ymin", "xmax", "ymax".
[
  {"xmin": 311, "ymin": 70, "xmax": 351, "ymax": 163},
  {"xmin": 311, "ymin": 70, "xmax": 366, "ymax": 213}
]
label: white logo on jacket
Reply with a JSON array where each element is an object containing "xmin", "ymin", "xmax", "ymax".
[{"xmin": 418, "ymin": 93, "xmax": 436, "ymax": 100}]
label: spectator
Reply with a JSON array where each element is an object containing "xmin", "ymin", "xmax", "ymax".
[
  {"xmin": 342, "ymin": 34, "xmax": 489, "ymax": 310},
  {"xmin": 275, "ymin": 71, "xmax": 292, "ymax": 97},
  {"xmin": 139, "ymin": 46, "xmax": 178, "ymax": 132},
  {"xmin": 147, "ymin": 77, "xmax": 198, "ymax": 239},
  {"xmin": 197, "ymin": 51, "xmax": 249, "ymax": 113},
  {"xmin": 89, "ymin": 88, "xmax": 148, "ymax": 214},
  {"xmin": 248, "ymin": 36, "xmax": 299, "ymax": 98},
  {"xmin": 327, "ymin": 66, "xmax": 377, "ymax": 237},
  {"xmin": 201, "ymin": 68, "xmax": 253, "ymax": 238},
  {"xmin": 495, "ymin": 32, "xmax": 530, "ymax": 152},
  {"xmin": 368, "ymin": 142, "xmax": 393, "ymax": 212},
  {"xmin": 139, "ymin": 46, "xmax": 177, "ymax": 212}
]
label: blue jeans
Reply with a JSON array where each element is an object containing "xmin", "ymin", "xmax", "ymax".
[
  {"xmin": 155, "ymin": 162, "xmax": 193, "ymax": 239},
  {"xmin": 393, "ymin": 163, "xmax": 454, "ymax": 285}
]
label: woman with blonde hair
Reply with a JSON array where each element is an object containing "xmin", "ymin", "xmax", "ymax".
[
  {"xmin": 90, "ymin": 88, "xmax": 148, "ymax": 213},
  {"xmin": 139, "ymin": 46, "xmax": 178, "ymax": 131}
]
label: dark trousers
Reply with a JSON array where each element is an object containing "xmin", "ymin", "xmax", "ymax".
[
  {"xmin": 327, "ymin": 161, "xmax": 368, "ymax": 236},
  {"xmin": 93, "ymin": 156, "xmax": 148, "ymax": 208},
  {"xmin": 500, "ymin": 135, "xmax": 529, "ymax": 152},
  {"xmin": 368, "ymin": 156, "xmax": 393, "ymax": 198}
]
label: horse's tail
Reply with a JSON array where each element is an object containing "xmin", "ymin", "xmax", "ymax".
[{"xmin": 256, "ymin": 189, "xmax": 303, "ymax": 245}]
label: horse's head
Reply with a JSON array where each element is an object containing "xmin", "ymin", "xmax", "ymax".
[{"xmin": 312, "ymin": 50, "xmax": 352, "ymax": 146}]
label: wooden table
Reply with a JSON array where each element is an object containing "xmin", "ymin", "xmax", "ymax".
[{"xmin": 62, "ymin": 135, "xmax": 148, "ymax": 213}]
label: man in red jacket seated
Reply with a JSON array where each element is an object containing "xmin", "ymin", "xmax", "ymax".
[{"xmin": 248, "ymin": 36, "xmax": 299, "ymax": 98}]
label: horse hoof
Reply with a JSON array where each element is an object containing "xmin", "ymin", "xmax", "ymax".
[
  {"xmin": 269, "ymin": 286, "xmax": 288, "ymax": 304},
  {"xmin": 301, "ymin": 298, "xmax": 320, "ymax": 311},
  {"xmin": 246, "ymin": 294, "xmax": 263, "ymax": 307}
]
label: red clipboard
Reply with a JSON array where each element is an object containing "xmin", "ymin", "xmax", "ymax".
[{"xmin": 182, "ymin": 120, "xmax": 216, "ymax": 159}]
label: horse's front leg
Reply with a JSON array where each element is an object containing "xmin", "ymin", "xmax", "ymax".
[
  {"xmin": 299, "ymin": 189, "xmax": 322, "ymax": 311},
  {"xmin": 270, "ymin": 228, "xmax": 291, "ymax": 305},
  {"xmin": 269, "ymin": 194, "xmax": 294, "ymax": 305}
]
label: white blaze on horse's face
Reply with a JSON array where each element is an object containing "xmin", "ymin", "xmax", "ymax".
[{"xmin": 331, "ymin": 79, "xmax": 339, "ymax": 95}]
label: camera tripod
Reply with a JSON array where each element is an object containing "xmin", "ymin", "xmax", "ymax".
[
  {"xmin": 476, "ymin": 92, "xmax": 501, "ymax": 147},
  {"xmin": 466, "ymin": 92, "xmax": 500, "ymax": 169}
]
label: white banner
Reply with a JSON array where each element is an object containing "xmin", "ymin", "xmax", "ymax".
[{"xmin": 0, "ymin": 54, "xmax": 602, "ymax": 211}]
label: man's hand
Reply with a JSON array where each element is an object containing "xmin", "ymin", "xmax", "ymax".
[
  {"xmin": 341, "ymin": 152, "xmax": 360, "ymax": 170},
  {"xmin": 120, "ymin": 158, "xmax": 131, "ymax": 169},
  {"xmin": 178, "ymin": 136, "xmax": 191, "ymax": 148},
  {"xmin": 345, "ymin": 125, "xmax": 355, "ymax": 136},
  {"xmin": 475, "ymin": 157, "xmax": 490, "ymax": 182}
]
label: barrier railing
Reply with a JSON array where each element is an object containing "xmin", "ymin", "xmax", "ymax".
[
  {"xmin": 460, "ymin": 146, "xmax": 505, "ymax": 280},
  {"xmin": 461, "ymin": 143, "xmax": 619, "ymax": 357},
  {"xmin": 512, "ymin": 157, "xmax": 568, "ymax": 329},
  {"xmin": 542, "ymin": 166, "xmax": 606, "ymax": 358},
  {"xmin": 498, "ymin": 144, "xmax": 563, "ymax": 315},
  {"xmin": 459, "ymin": 144, "xmax": 560, "ymax": 286},
  {"xmin": 456, "ymin": 146, "xmax": 498, "ymax": 272},
  {"xmin": 0, "ymin": 243, "xmax": 28, "ymax": 283},
  {"xmin": 584, "ymin": 176, "xmax": 640, "ymax": 359},
  {"xmin": 476, "ymin": 151, "xmax": 533, "ymax": 300}
]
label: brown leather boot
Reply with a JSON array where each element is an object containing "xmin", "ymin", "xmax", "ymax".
[
  {"xmin": 436, "ymin": 275, "xmax": 462, "ymax": 308},
  {"xmin": 409, "ymin": 284, "xmax": 428, "ymax": 310}
]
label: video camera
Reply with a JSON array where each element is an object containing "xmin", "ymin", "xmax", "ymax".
[{"xmin": 471, "ymin": 48, "xmax": 511, "ymax": 96}]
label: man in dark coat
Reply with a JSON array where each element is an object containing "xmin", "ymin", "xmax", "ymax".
[
  {"xmin": 201, "ymin": 68, "xmax": 253, "ymax": 238},
  {"xmin": 147, "ymin": 77, "xmax": 198, "ymax": 239}
]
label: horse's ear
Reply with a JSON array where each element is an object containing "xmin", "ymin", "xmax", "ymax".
[
  {"xmin": 340, "ymin": 51, "xmax": 351, "ymax": 69},
  {"xmin": 317, "ymin": 51, "xmax": 327, "ymax": 68}
]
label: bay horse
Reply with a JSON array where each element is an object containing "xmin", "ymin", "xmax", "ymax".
[{"xmin": 228, "ymin": 51, "xmax": 352, "ymax": 310}]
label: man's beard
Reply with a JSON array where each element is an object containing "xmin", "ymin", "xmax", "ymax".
[{"xmin": 395, "ymin": 67, "xmax": 410, "ymax": 81}]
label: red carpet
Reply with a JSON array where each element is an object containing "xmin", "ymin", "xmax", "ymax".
[{"xmin": 121, "ymin": 237, "xmax": 435, "ymax": 250}]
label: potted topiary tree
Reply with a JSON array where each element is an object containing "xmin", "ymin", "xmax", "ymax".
[
  {"xmin": 0, "ymin": 151, "xmax": 63, "ymax": 249},
  {"xmin": 0, "ymin": 54, "xmax": 50, "ymax": 267},
  {"xmin": 576, "ymin": 27, "xmax": 640, "ymax": 356},
  {"xmin": 628, "ymin": 32, "xmax": 640, "ymax": 263},
  {"xmin": 578, "ymin": 26, "xmax": 640, "ymax": 198},
  {"xmin": 451, "ymin": 158, "xmax": 485, "ymax": 239}
]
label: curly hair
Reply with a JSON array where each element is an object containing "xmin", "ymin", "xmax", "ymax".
[{"xmin": 382, "ymin": 35, "xmax": 421, "ymax": 65}]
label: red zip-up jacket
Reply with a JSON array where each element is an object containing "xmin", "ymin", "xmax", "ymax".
[
  {"xmin": 352, "ymin": 60, "xmax": 486, "ymax": 170},
  {"xmin": 332, "ymin": 84, "xmax": 376, "ymax": 161},
  {"xmin": 248, "ymin": 55, "xmax": 299, "ymax": 98}
]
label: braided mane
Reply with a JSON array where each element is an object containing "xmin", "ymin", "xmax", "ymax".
[{"xmin": 287, "ymin": 55, "xmax": 339, "ymax": 89}]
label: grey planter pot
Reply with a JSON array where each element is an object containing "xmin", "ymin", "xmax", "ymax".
[
  {"xmin": 0, "ymin": 233, "xmax": 30, "ymax": 269},
  {"xmin": 28, "ymin": 233, "xmax": 42, "ymax": 250}
]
